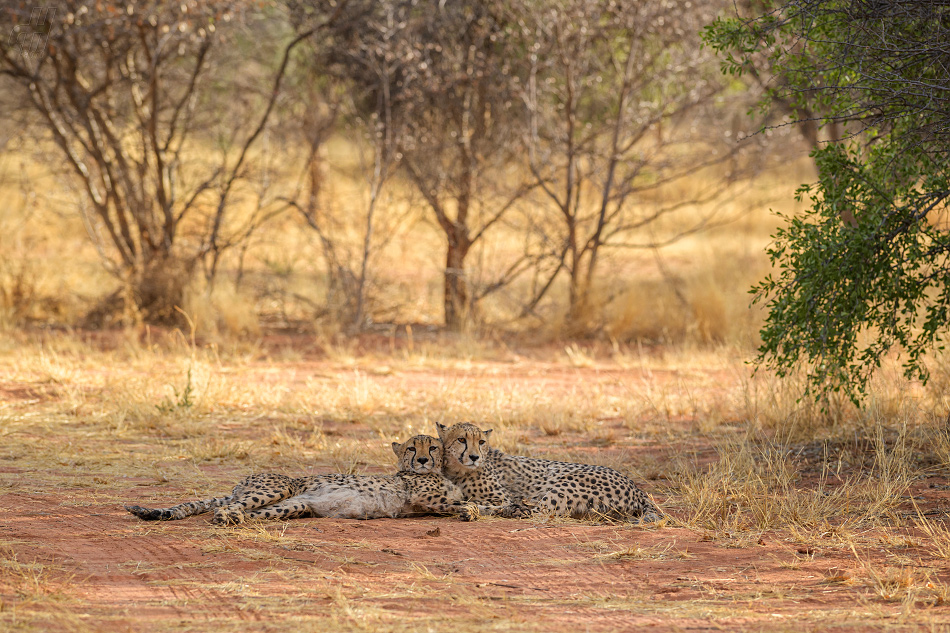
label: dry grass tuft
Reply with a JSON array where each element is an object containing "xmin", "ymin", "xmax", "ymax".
[
  {"xmin": 0, "ymin": 545, "xmax": 70, "ymax": 602},
  {"xmin": 822, "ymin": 567, "xmax": 855, "ymax": 585},
  {"xmin": 670, "ymin": 424, "xmax": 914, "ymax": 534}
]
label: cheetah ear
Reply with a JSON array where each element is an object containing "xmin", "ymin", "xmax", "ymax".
[
  {"xmin": 391, "ymin": 441, "xmax": 402, "ymax": 456},
  {"xmin": 484, "ymin": 429, "xmax": 493, "ymax": 441},
  {"xmin": 435, "ymin": 422, "xmax": 448, "ymax": 440}
]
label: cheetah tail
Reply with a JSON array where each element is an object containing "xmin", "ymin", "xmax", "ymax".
[{"xmin": 125, "ymin": 496, "xmax": 230, "ymax": 521}]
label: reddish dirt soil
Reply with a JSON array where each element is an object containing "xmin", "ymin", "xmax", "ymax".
[{"xmin": 4, "ymin": 480, "xmax": 950, "ymax": 631}]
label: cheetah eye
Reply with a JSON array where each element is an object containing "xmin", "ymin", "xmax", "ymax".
[
  {"xmin": 478, "ymin": 439, "xmax": 486, "ymax": 446},
  {"xmin": 456, "ymin": 438, "xmax": 465, "ymax": 445}
]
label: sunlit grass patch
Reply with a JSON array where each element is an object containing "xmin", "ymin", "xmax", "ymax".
[{"xmin": 670, "ymin": 426, "xmax": 915, "ymax": 535}]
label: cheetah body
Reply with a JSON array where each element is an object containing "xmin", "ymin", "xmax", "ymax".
[
  {"xmin": 126, "ymin": 435, "xmax": 477, "ymax": 524},
  {"xmin": 437, "ymin": 422, "xmax": 661, "ymax": 522}
]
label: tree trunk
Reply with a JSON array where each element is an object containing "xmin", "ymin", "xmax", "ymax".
[
  {"xmin": 564, "ymin": 218, "xmax": 589, "ymax": 335},
  {"xmin": 443, "ymin": 228, "xmax": 473, "ymax": 332},
  {"xmin": 132, "ymin": 254, "xmax": 192, "ymax": 326},
  {"xmin": 565, "ymin": 268, "xmax": 590, "ymax": 337}
]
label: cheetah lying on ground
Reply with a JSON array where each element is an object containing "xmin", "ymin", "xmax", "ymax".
[
  {"xmin": 436, "ymin": 422, "xmax": 661, "ymax": 523},
  {"xmin": 126, "ymin": 435, "xmax": 481, "ymax": 524}
]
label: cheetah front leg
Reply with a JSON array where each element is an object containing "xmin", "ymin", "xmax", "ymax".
[
  {"xmin": 466, "ymin": 503, "xmax": 532, "ymax": 520},
  {"xmin": 504, "ymin": 489, "xmax": 635, "ymax": 520},
  {"xmin": 494, "ymin": 489, "xmax": 662, "ymax": 523},
  {"xmin": 490, "ymin": 490, "xmax": 573, "ymax": 520},
  {"xmin": 494, "ymin": 501, "xmax": 539, "ymax": 519}
]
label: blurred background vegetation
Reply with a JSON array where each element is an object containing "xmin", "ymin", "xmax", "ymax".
[{"xmin": 0, "ymin": 0, "xmax": 819, "ymax": 346}]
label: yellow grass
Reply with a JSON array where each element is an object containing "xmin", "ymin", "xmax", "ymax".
[
  {"xmin": 0, "ymin": 136, "xmax": 813, "ymax": 343},
  {"xmin": 7, "ymin": 134, "xmax": 950, "ymax": 630}
]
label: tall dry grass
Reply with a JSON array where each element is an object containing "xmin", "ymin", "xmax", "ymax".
[{"xmin": 0, "ymin": 135, "xmax": 814, "ymax": 346}]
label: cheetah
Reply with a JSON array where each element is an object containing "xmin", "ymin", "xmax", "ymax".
[
  {"xmin": 436, "ymin": 422, "xmax": 661, "ymax": 523},
  {"xmin": 125, "ymin": 435, "xmax": 479, "ymax": 524}
]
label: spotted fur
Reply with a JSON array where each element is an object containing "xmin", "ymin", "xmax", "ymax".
[
  {"xmin": 436, "ymin": 422, "xmax": 661, "ymax": 523},
  {"xmin": 125, "ymin": 435, "xmax": 478, "ymax": 524},
  {"xmin": 435, "ymin": 423, "xmax": 517, "ymax": 508}
]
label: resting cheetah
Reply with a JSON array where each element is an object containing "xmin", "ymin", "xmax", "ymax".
[
  {"xmin": 125, "ymin": 435, "xmax": 478, "ymax": 524},
  {"xmin": 436, "ymin": 422, "xmax": 661, "ymax": 522}
]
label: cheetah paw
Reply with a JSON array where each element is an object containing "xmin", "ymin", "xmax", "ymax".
[
  {"xmin": 638, "ymin": 510, "xmax": 663, "ymax": 524},
  {"xmin": 498, "ymin": 503, "xmax": 533, "ymax": 519},
  {"xmin": 458, "ymin": 503, "xmax": 480, "ymax": 522},
  {"xmin": 211, "ymin": 509, "xmax": 246, "ymax": 526}
]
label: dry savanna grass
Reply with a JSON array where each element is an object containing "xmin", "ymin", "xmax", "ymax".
[
  {"xmin": 5, "ymin": 134, "xmax": 950, "ymax": 629},
  {"xmin": 0, "ymin": 137, "xmax": 811, "ymax": 344},
  {"xmin": 3, "ymin": 332, "xmax": 950, "ymax": 631}
]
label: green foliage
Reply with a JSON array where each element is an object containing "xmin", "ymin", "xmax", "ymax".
[
  {"xmin": 704, "ymin": 1, "xmax": 950, "ymax": 403},
  {"xmin": 753, "ymin": 138, "xmax": 950, "ymax": 403},
  {"xmin": 157, "ymin": 368, "xmax": 196, "ymax": 414},
  {"xmin": 703, "ymin": 1, "xmax": 950, "ymax": 138}
]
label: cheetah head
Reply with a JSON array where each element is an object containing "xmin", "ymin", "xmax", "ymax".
[
  {"xmin": 392, "ymin": 435, "xmax": 444, "ymax": 474},
  {"xmin": 435, "ymin": 422, "xmax": 492, "ymax": 471}
]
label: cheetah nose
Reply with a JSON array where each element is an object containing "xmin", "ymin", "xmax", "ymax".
[
  {"xmin": 470, "ymin": 455, "xmax": 479, "ymax": 463},
  {"xmin": 418, "ymin": 457, "xmax": 428, "ymax": 464}
]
